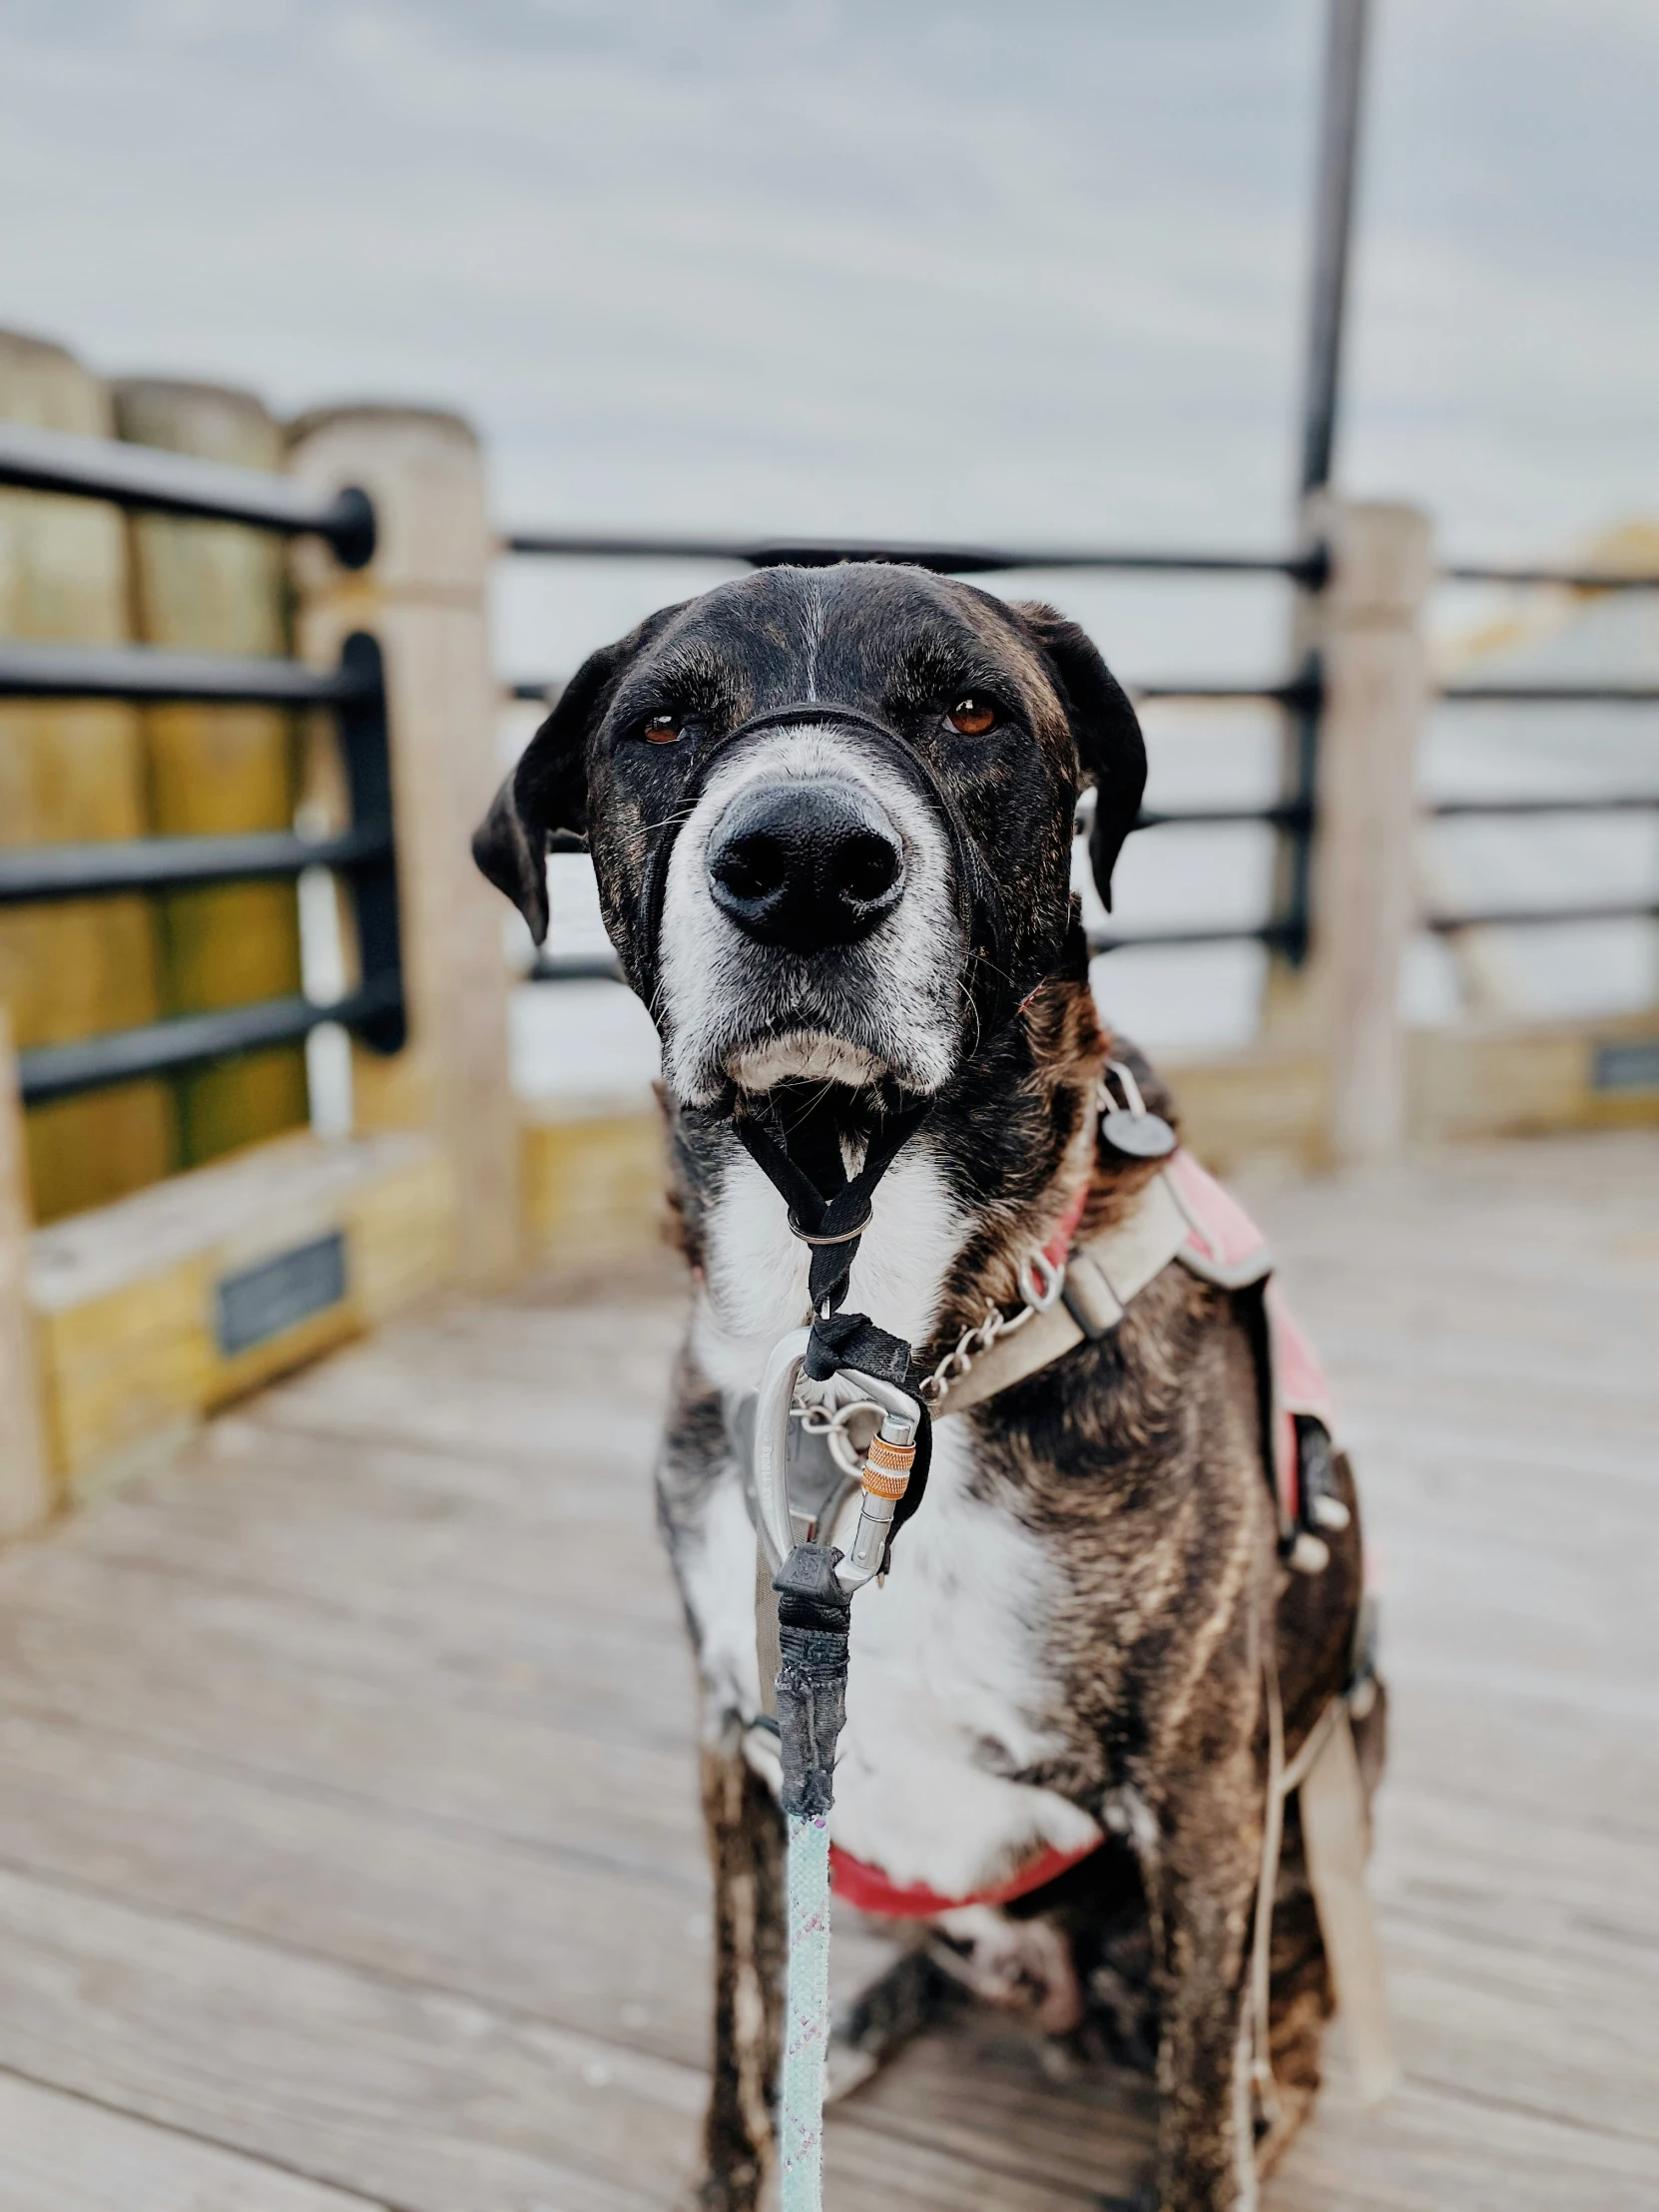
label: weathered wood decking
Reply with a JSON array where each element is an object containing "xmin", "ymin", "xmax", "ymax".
[{"xmin": 0, "ymin": 1130, "xmax": 1653, "ymax": 2210}]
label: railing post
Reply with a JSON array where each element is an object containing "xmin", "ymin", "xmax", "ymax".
[
  {"xmin": 0, "ymin": 1009, "xmax": 51, "ymax": 1534},
  {"xmin": 114, "ymin": 376, "xmax": 309, "ymax": 1166},
  {"xmin": 1267, "ymin": 496, "xmax": 1433, "ymax": 1164},
  {"xmin": 285, "ymin": 407, "xmax": 518, "ymax": 1284},
  {"xmin": 0, "ymin": 327, "xmax": 174, "ymax": 1222}
]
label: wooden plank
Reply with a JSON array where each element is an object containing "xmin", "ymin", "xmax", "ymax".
[
  {"xmin": 0, "ymin": 1857, "xmax": 1105, "ymax": 2212},
  {"xmin": 27, "ymin": 1129, "xmax": 457, "ymax": 1494},
  {"xmin": 0, "ymin": 2070, "xmax": 388, "ymax": 2212},
  {"xmin": 0, "ymin": 1857, "xmax": 700, "ymax": 2212},
  {"xmin": 520, "ymin": 1105, "xmax": 669, "ymax": 1269},
  {"xmin": 0, "ymin": 1700, "xmax": 715, "ymax": 2069},
  {"xmin": 0, "ymin": 1549, "xmax": 704, "ymax": 1877},
  {"xmin": 1276, "ymin": 2057, "xmax": 1659, "ymax": 2212},
  {"xmin": 1409, "ymin": 1008, "xmax": 1659, "ymax": 1144},
  {"xmin": 844, "ymin": 2010, "xmax": 1156, "ymax": 2203}
]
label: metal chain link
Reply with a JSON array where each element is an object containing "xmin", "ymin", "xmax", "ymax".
[{"xmin": 789, "ymin": 1247, "xmax": 1066, "ymax": 1460}]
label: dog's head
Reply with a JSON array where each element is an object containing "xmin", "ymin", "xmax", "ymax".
[{"xmin": 475, "ymin": 564, "xmax": 1144, "ymax": 1107}]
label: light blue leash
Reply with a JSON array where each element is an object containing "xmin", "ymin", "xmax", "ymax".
[{"xmin": 780, "ymin": 1811, "xmax": 833, "ymax": 2211}]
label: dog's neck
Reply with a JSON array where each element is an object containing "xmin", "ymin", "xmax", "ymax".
[{"xmin": 672, "ymin": 971, "xmax": 1162, "ymax": 1394}]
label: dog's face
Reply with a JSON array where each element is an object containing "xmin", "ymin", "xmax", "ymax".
[{"xmin": 475, "ymin": 564, "xmax": 1144, "ymax": 1107}]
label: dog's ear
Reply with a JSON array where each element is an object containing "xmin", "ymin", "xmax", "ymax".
[
  {"xmin": 1013, "ymin": 603, "xmax": 1147, "ymax": 911},
  {"xmin": 472, "ymin": 614, "xmax": 675, "ymax": 943}
]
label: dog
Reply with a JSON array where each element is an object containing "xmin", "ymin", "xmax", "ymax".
[{"xmin": 474, "ymin": 561, "xmax": 1383, "ymax": 2212}]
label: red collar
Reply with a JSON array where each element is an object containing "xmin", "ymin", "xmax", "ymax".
[
  {"xmin": 830, "ymin": 1836, "xmax": 1101, "ymax": 1920},
  {"xmin": 1042, "ymin": 1165, "xmax": 1092, "ymax": 1270}
]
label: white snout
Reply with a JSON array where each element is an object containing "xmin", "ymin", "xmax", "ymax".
[{"xmin": 656, "ymin": 726, "xmax": 965, "ymax": 1104}]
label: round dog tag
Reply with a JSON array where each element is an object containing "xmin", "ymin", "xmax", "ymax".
[{"xmin": 1100, "ymin": 1107, "xmax": 1177, "ymax": 1159}]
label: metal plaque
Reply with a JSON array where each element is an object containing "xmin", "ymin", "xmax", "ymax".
[
  {"xmin": 1593, "ymin": 1040, "xmax": 1659, "ymax": 1094},
  {"xmin": 215, "ymin": 1231, "xmax": 347, "ymax": 1358}
]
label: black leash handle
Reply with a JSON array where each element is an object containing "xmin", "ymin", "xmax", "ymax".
[{"xmin": 773, "ymin": 1543, "xmax": 852, "ymax": 1820}]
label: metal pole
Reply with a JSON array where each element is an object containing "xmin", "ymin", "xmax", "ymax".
[{"xmin": 1298, "ymin": 0, "xmax": 1371, "ymax": 497}]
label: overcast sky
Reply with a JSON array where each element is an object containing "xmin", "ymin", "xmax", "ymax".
[
  {"xmin": 3, "ymin": 1, "xmax": 1653, "ymax": 1055},
  {"xmin": 3, "ymin": 0, "xmax": 1655, "ymax": 572}
]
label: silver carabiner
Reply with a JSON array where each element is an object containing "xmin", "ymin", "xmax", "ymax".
[
  {"xmin": 832, "ymin": 1365, "xmax": 922, "ymax": 1592},
  {"xmin": 754, "ymin": 1328, "xmax": 812, "ymax": 1572}
]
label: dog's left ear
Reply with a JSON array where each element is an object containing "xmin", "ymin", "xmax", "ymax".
[
  {"xmin": 472, "ymin": 610, "xmax": 678, "ymax": 943},
  {"xmin": 1013, "ymin": 603, "xmax": 1147, "ymax": 911}
]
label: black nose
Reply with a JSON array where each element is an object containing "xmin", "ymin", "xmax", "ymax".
[{"xmin": 706, "ymin": 779, "xmax": 905, "ymax": 951}]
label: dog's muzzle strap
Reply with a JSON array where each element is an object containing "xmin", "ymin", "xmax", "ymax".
[{"xmin": 735, "ymin": 1090, "xmax": 933, "ymax": 1318}]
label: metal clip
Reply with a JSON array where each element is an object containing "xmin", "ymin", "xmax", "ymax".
[
  {"xmin": 1098, "ymin": 1059, "xmax": 1178, "ymax": 1161},
  {"xmin": 758, "ymin": 1337, "xmax": 922, "ymax": 1593},
  {"xmin": 754, "ymin": 1329, "xmax": 812, "ymax": 1571},
  {"xmin": 832, "ymin": 1366, "xmax": 921, "ymax": 1593}
]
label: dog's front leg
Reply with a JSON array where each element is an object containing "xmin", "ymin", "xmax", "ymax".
[
  {"xmin": 696, "ymin": 1719, "xmax": 786, "ymax": 2212},
  {"xmin": 1147, "ymin": 1751, "xmax": 1264, "ymax": 2212}
]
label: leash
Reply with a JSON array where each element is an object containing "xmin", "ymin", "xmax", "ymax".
[
  {"xmin": 673, "ymin": 686, "xmax": 1054, "ymax": 2210},
  {"xmin": 738, "ymin": 1083, "xmax": 933, "ymax": 2212}
]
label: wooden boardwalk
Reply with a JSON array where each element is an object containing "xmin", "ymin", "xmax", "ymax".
[{"xmin": 0, "ymin": 1130, "xmax": 1653, "ymax": 2211}]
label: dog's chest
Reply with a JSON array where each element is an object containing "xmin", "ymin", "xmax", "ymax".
[
  {"xmin": 683, "ymin": 1146, "xmax": 1101, "ymax": 1900},
  {"xmin": 827, "ymin": 1426, "xmax": 1103, "ymax": 1893}
]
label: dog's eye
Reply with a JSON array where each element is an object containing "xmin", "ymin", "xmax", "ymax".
[
  {"xmin": 641, "ymin": 713, "xmax": 684, "ymax": 745},
  {"xmin": 945, "ymin": 696, "xmax": 997, "ymax": 737}
]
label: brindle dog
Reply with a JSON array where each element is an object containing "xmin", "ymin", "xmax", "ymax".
[{"xmin": 474, "ymin": 563, "xmax": 1383, "ymax": 2212}]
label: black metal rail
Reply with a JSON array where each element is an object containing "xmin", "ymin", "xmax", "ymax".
[
  {"xmin": 1427, "ymin": 899, "xmax": 1658, "ymax": 933},
  {"xmin": 0, "ymin": 420, "xmax": 374, "ymax": 567},
  {"xmin": 6, "ymin": 630, "xmax": 404, "ymax": 1105},
  {"xmin": 1440, "ymin": 681, "xmax": 1659, "ymax": 705},
  {"xmin": 0, "ymin": 826, "xmax": 392, "ymax": 906},
  {"xmin": 501, "ymin": 528, "xmax": 1327, "ymax": 585},
  {"xmin": 1442, "ymin": 563, "xmax": 1659, "ymax": 592},
  {"xmin": 0, "ymin": 638, "xmax": 378, "ymax": 707},
  {"xmin": 18, "ymin": 980, "xmax": 403, "ymax": 1107},
  {"xmin": 1429, "ymin": 793, "xmax": 1659, "ymax": 818}
]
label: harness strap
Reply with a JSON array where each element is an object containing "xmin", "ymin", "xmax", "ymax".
[
  {"xmin": 935, "ymin": 1169, "xmax": 1201, "ymax": 1414},
  {"xmin": 1250, "ymin": 1664, "xmax": 1397, "ymax": 2123}
]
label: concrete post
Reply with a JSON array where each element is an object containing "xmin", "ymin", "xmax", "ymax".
[
  {"xmin": 285, "ymin": 407, "xmax": 518, "ymax": 1284},
  {"xmin": 1265, "ymin": 496, "xmax": 1434, "ymax": 1164}
]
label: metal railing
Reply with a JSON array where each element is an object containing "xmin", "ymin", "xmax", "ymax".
[
  {"xmin": 506, "ymin": 529, "xmax": 1659, "ymax": 979},
  {"xmin": 506, "ymin": 533, "xmax": 1330, "ymax": 980},
  {"xmin": 1423, "ymin": 631, "xmax": 1659, "ymax": 934},
  {"xmin": 0, "ymin": 420, "xmax": 375, "ymax": 565},
  {"xmin": 0, "ymin": 425, "xmax": 403, "ymax": 1106}
]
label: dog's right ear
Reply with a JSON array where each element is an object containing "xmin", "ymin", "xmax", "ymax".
[{"xmin": 472, "ymin": 616, "xmax": 672, "ymax": 944}]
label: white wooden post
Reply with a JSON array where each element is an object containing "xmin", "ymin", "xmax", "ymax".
[
  {"xmin": 285, "ymin": 407, "xmax": 518, "ymax": 1284},
  {"xmin": 0, "ymin": 1010, "xmax": 52, "ymax": 1534},
  {"xmin": 1263, "ymin": 496, "xmax": 1433, "ymax": 1165},
  {"xmin": 1313, "ymin": 499, "xmax": 1434, "ymax": 1163}
]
